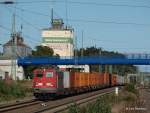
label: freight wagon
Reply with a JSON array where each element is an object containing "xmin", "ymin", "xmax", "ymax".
[{"xmin": 32, "ymin": 68, "xmax": 121, "ymax": 100}]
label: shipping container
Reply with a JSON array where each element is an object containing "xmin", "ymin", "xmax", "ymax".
[
  {"xmin": 116, "ymin": 75, "xmax": 124, "ymax": 85},
  {"xmin": 99, "ymin": 73, "xmax": 104, "ymax": 85},
  {"xmin": 84, "ymin": 73, "xmax": 89, "ymax": 86},
  {"xmin": 63, "ymin": 71, "xmax": 70, "ymax": 88},
  {"xmin": 111, "ymin": 74, "xmax": 117, "ymax": 86},
  {"xmin": 103, "ymin": 73, "xmax": 110, "ymax": 86}
]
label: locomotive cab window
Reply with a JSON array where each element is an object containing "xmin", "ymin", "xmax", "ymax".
[
  {"xmin": 36, "ymin": 73, "xmax": 43, "ymax": 78},
  {"xmin": 46, "ymin": 72, "xmax": 53, "ymax": 77}
]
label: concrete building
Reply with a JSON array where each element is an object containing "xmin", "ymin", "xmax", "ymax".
[
  {"xmin": 3, "ymin": 32, "xmax": 32, "ymax": 57},
  {"xmin": 0, "ymin": 58, "xmax": 24, "ymax": 80},
  {"xmin": 0, "ymin": 33, "xmax": 31, "ymax": 80},
  {"xmin": 41, "ymin": 18, "xmax": 90, "ymax": 71},
  {"xmin": 41, "ymin": 19, "xmax": 74, "ymax": 57}
]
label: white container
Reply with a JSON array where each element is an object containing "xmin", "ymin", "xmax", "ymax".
[
  {"xmin": 116, "ymin": 75, "xmax": 125, "ymax": 85},
  {"xmin": 63, "ymin": 71, "xmax": 70, "ymax": 88}
]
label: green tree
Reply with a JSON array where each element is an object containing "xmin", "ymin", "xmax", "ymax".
[
  {"xmin": 75, "ymin": 46, "xmax": 137, "ymax": 74},
  {"xmin": 32, "ymin": 46, "xmax": 54, "ymax": 56},
  {"xmin": 24, "ymin": 46, "xmax": 58, "ymax": 79}
]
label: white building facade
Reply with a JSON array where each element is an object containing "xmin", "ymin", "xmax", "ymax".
[
  {"xmin": 41, "ymin": 19, "xmax": 74, "ymax": 57},
  {"xmin": 0, "ymin": 59, "xmax": 24, "ymax": 80}
]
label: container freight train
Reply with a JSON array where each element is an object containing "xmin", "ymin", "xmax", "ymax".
[{"xmin": 32, "ymin": 68, "xmax": 124, "ymax": 99}]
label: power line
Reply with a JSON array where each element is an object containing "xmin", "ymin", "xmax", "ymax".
[
  {"xmin": 11, "ymin": 0, "xmax": 150, "ymax": 9},
  {"xmin": 4, "ymin": 5, "xmax": 41, "ymax": 31},
  {"xmin": 10, "ymin": 6, "xmax": 150, "ymax": 27},
  {"xmin": 15, "ymin": 6, "xmax": 50, "ymax": 17},
  {"xmin": 0, "ymin": 25, "xmax": 11, "ymax": 31},
  {"xmin": 15, "ymin": 6, "xmax": 62, "ymax": 19},
  {"xmin": 0, "ymin": 24, "xmax": 40, "ymax": 44},
  {"xmin": 69, "ymin": 19, "xmax": 150, "ymax": 26}
]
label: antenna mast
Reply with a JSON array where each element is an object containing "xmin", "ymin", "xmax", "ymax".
[{"xmin": 51, "ymin": 8, "xmax": 53, "ymax": 24}]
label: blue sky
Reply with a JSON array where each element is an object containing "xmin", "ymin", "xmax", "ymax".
[{"xmin": 0, "ymin": 0, "xmax": 150, "ymax": 54}]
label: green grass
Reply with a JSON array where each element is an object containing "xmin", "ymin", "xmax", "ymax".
[
  {"xmin": 67, "ymin": 96, "xmax": 111, "ymax": 113},
  {"xmin": 0, "ymin": 80, "xmax": 28, "ymax": 101}
]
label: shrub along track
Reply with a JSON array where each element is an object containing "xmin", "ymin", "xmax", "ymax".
[{"xmin": 0, "ymin": 87, "xmax": 118, "ymax": 113}]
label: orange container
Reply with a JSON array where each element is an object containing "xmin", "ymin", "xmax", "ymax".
[
  {"xmin": 80, "ymin": 73, "xmax": 84, "ymax": 87},
  {"xmin": 92, "ymin": 73, "xmax": 95, "ymax": 85},
  {"xmin": 95, "ymin": 73, "xmax": 98, "ymax": 85},
  {"xmin": 89, "ymin": 73, "xmax": 92, "ymax": 86},
  {"xmin": 99, "ymin": 73, "xmax": 104, "ymax": 85},
  {"xmin": 84, "ymin": 73, "xmax": 89, "ymax": 86},
  {"xmin": 70, "ymin": 72, "xmax": 74, "ymax": 88},
  {"xmin": 70, "ymin": 72, "xmax": 112, "ymax": 88},
  {"xmin": 103, "ymin": 73, "xmax": 110, "ymax": 85},
  {"xmin": 70, "ymin": 72, "xmax": 88, "ymax": 87},
  {"xmin": 70, "ymin": 72, "xmax": 80, "ymax": 88},
  {"xmin": 111, "ymin": 74, "xmax": 117, "ymax": 86},
  {"xmin": 77, "ymin": 72, "xmax": 82, "ymax": 87}
]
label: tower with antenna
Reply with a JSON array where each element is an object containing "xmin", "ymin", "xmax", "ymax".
[{"xmin": 42, "ymin": 9, "xmax": 74, "ymax": 57}]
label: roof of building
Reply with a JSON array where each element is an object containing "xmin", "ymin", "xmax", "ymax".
[{"xmin": 3, "ymin": 33, "xmax": 31, "ymax": 48}]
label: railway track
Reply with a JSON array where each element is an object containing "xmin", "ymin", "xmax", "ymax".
[
  {"xmin": 35, "ymin": 88, "xmax": 115, "ymax": 113},
  {"xmin": 0, "ymin": 99, "xmax": 41, "ymax": 113},
  {"xmin": 0, "ymin": 87, "xmax": 118, "ymax": 113}
]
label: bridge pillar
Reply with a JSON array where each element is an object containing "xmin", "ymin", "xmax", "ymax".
[
  {"xmin": 113, "ymin": 65, "xmax": 117, "ymax": 74},
  {"xmin": 99, "ymin": 65, "xmax": 103, "ymax": 73},
  {"xmin": 109, "ymin": 65, "xmax": 113, "ymax": 74},
  {"xmin": 104, "ymin": 65, "xmax": 112, "ymax": 73},
  {"xmin": 105, "ymin": 65, "xmax": 108, "ymax": 73}
]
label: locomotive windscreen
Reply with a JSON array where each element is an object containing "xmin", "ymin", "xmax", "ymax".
[{"xmin": 36, "ymin": 73, "xmax": 43, "ymax": 78}]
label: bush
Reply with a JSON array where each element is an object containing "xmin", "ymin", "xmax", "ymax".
[
  {"xmin": 0, "ymin": 80, "xmax": 26, "ymax": 100},
  {"xmin": 124, "ymin": 83, "xmax": 139, "ymax": 95},
  {"xmin": 68, "ymin": 103, "xmax": 80, "ymax": 113},
  {"xmin": 67, "ymin": 97, "xmax": 111, "ymax": 113}
]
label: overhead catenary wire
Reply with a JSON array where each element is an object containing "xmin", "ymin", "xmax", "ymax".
[
  {"xmin": 14, "ymin": 6, "xmax": 50, "ymax": 17},
  {"xmin": 0, "ymin": 25, "xmax": 11, "ymax": 31},
  {"xmin": 9, "ymin": 5, "xmax": 150, "ymax": 27},
  {"xmin": 69, "ymin": 19, "xmax": 150, "ymax": 26},
  {"xmin": 4, "ymin": 5, "xmax": 41, "ymax": 31},
  {"xmin": 5, "ymin": 0, "xmax": 150, "ymax": 9},
  {"xmin": 1, "ymin": 1, "xmax": 150, "ymax": 44},
  {"xmin": 0, "ymin": 24, "xmax": 40, "ymax": 45}
]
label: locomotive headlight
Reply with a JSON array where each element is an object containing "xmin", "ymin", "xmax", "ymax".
[
  {"xmin": 36, "ymin": 82, "xmax": 43, "ymax": 86},
  {"xmin": 46, "ymin": 83, "xmax": 53, "ymax": 87}
]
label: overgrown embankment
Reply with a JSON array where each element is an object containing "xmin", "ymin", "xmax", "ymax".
[
  {"xmin": 0, "ymin": 80, "xmax": 32, "ymax": 102},
  {"xmin": 65, "ymin": 84, "xmax": 140, "ymax": 113}
]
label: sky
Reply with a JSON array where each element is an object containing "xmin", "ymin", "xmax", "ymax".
[{"xmin": 1, "ymin": 0, "xmax": 150, "ymax": 71}]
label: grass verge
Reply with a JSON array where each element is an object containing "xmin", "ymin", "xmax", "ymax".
[{"xmin": 0, "ymin": 80, "xmax": 32, "ymax": 102}]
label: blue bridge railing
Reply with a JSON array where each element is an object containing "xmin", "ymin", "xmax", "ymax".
[{"xmin": 17, "ymin": 55, "xmax": 150, "ymax": 66}]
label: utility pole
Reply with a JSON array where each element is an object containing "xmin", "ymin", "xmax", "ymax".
[
  {"xmin": 74, "ymin": 36, "xmax": 78, "ymax": 65},
  {"xmin": 81, "ymin": 30, "xmax": 84, "ymax": 57},
  {"xmin": 0, "ymin": 1, "xmax": 16, "ymax": 80},
  {"xmin": 11, "ymin": 13, "xmax": 17, "ymax": 80},
  {"xmin": 81, "ymin": 31, "xmax": 84, "ymax": 72},
  {"xmin": 99, "ymin": 48, "xmax": 102, "ymax": 73}
]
